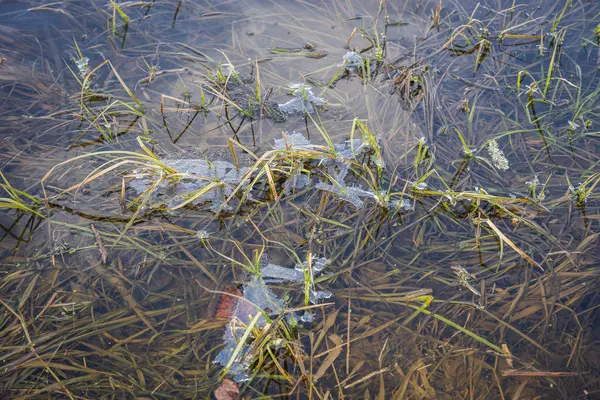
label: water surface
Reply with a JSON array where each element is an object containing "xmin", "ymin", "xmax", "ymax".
[{"xmin": 1, "ymin": 0, "xmax": 599, "ymax": 398}]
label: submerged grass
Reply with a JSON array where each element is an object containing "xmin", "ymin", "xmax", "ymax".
[{"xmin": 0, "ymin": 0, "xmax": 599, "ymax": 398}]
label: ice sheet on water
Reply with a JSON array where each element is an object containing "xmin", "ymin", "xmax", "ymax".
[
  {"xmin": 213, "ymin": 276, "xmax": 284, "ymax": 382},
  {"xmin": 334, "ymin": 138, "xmax": 376, "ymax": 160},
  {"xmin": 315, "ymin": 182, "xmax": 376, "ymax": 209},
  {"xmin": 128, "ymin": 158, "xmax": 248, "ymax": 211},
  {"xmin": 215, "ymin": 255, "xmax": 333, "ymax": 381},
  {"xmin": 295, "ymin": 257, "xmax": 330, "ymax": 273},
  {"xmin": 261, "ymin": 263, "xmax": 305, "ymax": 283},
  {"xmin": 278, "ymin": 84, "xmax": 325, "ymax": 115},
  {"xmin": 283, "ymin": 171, "xmax": 311, "ymax": 195},
  {"xmin": 261, "ymin": 257, "xmax": 330, "ymax": 282},
  {"xmin": 273, "ymin": 132, "xmax": 314, "ymax": 150}
]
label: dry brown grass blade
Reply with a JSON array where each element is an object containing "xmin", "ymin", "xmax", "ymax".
[
  {"xmin": 481, "ymin": 219, "xmax": 544, "ymax": 270},
  {"xmin": 15, "ymin": 373, "xmax": 100, "ymax": 399},
  {"xmin": 344, "ymin": 367, "xmax": 390, "ymax": 389},
  {"xmin": 0, "ymin": 298, "xmax": 33, "ymax": 346},
  {"xmin": 500, "ymin": 369, "xmax": 579, "ymax": 377},
  {"xmin": 394, "ymin": 359, "xmax": 425, "ymax": 400},
  {"xmin": 18, "ymin": 273, "xmax": 39, "ymax": 310},
  {"xmin": 314, "ymin": 334, "xmax": 343, "ymax": 381},
  {"xmin": 314, "ymin": 308, "xmax": 339, "ymax": 350}
]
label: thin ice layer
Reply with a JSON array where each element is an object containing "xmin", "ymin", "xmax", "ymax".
[
  {"xmin": 342, "ymin": 51, "xmax": 364, "ymax": 68},
  {"xmin": 295, "ymin": 257, "xmax": 330, "ymax": 273},
  {"xmin": 310, "ymin": 290, "xmax": 332, "ymax": 304},
  {"xmin": 283, "ymin": 171, "xmax": 311, "ymax": 195},
  {"xmin": 128, "ymin": 158, "xmax": 248, "ymax": 211},
  {"xmin": 334, "ymin": 138, "xmax": 376, "ymax": 160},
  {"xmin": 261, "ymin": 263, "xmax": 305, "ymax": 282},
  {"xmin": 278, "ymin": 84, "xmax": 325, "ymax": 115},
  {"xmin": 213, "ymin": 276, "xmax": 284, "ymax": 382},
  {"xmin": 315, "ymin": 182, "xmax": 376, "ymax": 209},
  {"xmin": 273, "ymin": 132, "xmax": 314, "ymax": 150},
  {"xmin": 214, "ymin": 257, "xmax": 332, "ymax": 381}
]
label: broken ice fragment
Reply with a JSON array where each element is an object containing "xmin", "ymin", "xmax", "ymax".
[
  {"xmin": 283, "ymin": 172, "xmax": 311, "ymax": 195},
  {"xmin": 72, "ymin": 56, "xmax": 91, "ymax": 89},
  {"xmin": 273, "ymin": 132, "xmax": 314, "ymax": 150},
  {"xmin": 128, "ymin": 158, "xmax": 248, "ymax": 212},
  {"xmin": 400, "ymin": 198, "xmax": 414, "ymax": 211},
  {"xmin": 342, "ymin": 51, "xmax": 364, "ymax": 69},
  {"xmin": 278, "ymin": 84, "xmax": 325, "ymax": 115},
  {"xmin": 261, "ymin": 263, "xmax": 305, "ymax": 283},
  {"xmin": 310, "ymin": 290, "xmax": 332, "ymax": 304},
  {"xmin": 286, "ymin": 83, "xmax": 311, "ymax": 91},
  {"xmin": 213, "ymin": 276, "xmax": 284, "ymax": 382},
  {"xmin": 300, "ymin": 311, "xmax": 314, "ymax": 323},
  {"xmin": 409, "ymin": 181, "xmax": 428, "ymax": 190},
  {"xmin": 294, "ymin": 257, "xmax": 329, "ymax": 272},
  {"xmin": 196, "ymin": 230, "xmax": 210, "ymax": 239},
  {"xmin": 315, "ymin": 182, "xmax": 376, "ymax": 209},
  {"xmin": 334, "ymin": 138, "xmax": 375, "ymax": 160},
  {"xmin": 525, "ymin": 175, "xmax": 540, "ymax": 187},
  {"xmin": 75, "ymin": 57, "xmax": 90, "ymax": 78},
  {"xmin": 327, "ymin": 161, "xmax": 350, "ymax": 182},
  {"xmin": 214, "ymin": 254, "xmax": 333, "ymax": 381}
]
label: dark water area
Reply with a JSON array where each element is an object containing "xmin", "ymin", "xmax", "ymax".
[{"xmin": 0, "ymin": 0, "xmax": 599, "ymax": 398}]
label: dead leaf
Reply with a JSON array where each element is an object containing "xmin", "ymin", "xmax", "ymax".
[
  {"xmin": 214, "ymin": 287, "xmax": 243, "ymax": 319},
  {"xmin": 314, "ymin": 334, "xmax": 343, "ymax": 381},
  {"xmin": 214, "ymin": 379, "xmax": 240, "ymax": 400}
]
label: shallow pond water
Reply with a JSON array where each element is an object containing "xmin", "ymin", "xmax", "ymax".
[{"xmin": 1, "ymin": 0, "xmax": 599, "ymax": 398}]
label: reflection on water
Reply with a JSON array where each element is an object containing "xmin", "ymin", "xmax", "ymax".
[{"xmin": 1, "ymin": 0, "xmax": 599, "ymax": 398}]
